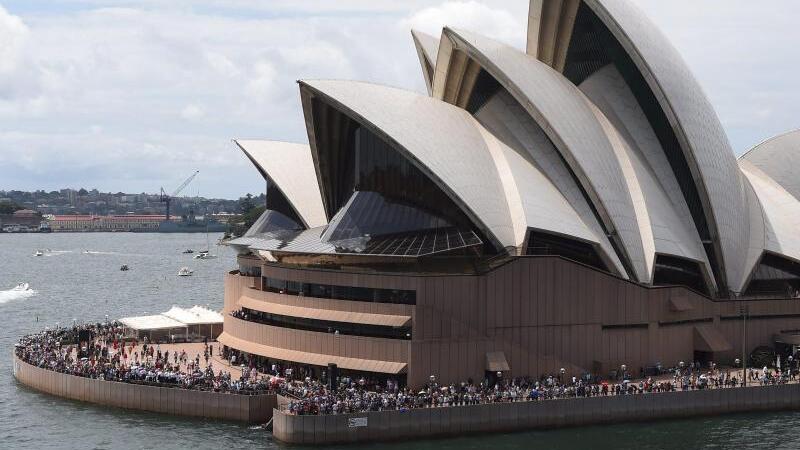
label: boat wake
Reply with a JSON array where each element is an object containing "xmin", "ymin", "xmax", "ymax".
[{"xmin": 0, "ymin": 284, "xmax": 38, "ymax": 304}]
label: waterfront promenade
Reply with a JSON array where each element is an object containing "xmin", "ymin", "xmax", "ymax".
[
  {"xmin": 13, "ymin": 323, "xmax": 277, "ymax": 423},
  {"xmin": 272, "ymin": 382, "xmax": 800, "ymax": 445},
  {"xmin": 15, "ymin": 322, "xmax": 800, "ymax": 445}
]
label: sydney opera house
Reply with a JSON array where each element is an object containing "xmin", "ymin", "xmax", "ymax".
[{"xmin": 219, "ymin": 0, "xmax": 800, "ymax": 387}]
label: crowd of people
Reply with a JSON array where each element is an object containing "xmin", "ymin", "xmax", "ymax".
[
  {"xmin": 14, "ymin": 322, "xmax": 278, "ymax": 395},
  {"xmin": 283, "ymin": 365, "xmax": 796, "ymax": 416},
  {"xmin": 16, "ymin": 323, "xmax": 798, "ymax": 417}
]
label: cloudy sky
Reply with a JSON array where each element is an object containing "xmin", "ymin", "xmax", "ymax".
[{"xmin": 0, "ymin": 0, "xmax": 798, "ymax": 199}]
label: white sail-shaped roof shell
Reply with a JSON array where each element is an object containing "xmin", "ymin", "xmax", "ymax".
[
  {"xmin": 741, "ymin": 130, "xmax": 800, "ymax": 202},
  {"xmin": 434, "ymin": 27, "xmax": 648, "ymax": 282},
  {"xmin": 411, "ymin": 30, "xmax": 440, "ymax": 96},
  {"xmin": 527, "ymin": 0, "xmax": 749, "ymax": 293},
  {"xmin": 579, "ymin": 65, "xmax": 714, "ymax": 286},
  {"xmin": 738, "ymin": 131, "xmax": 800, "ymax": 292},
  {"xmin": 234, "ymin": 140, "xmax": 327, "ymax": 229},
  {"xmin": 299, "ymin": 79, "xmax": 618, "ymax": 266}
]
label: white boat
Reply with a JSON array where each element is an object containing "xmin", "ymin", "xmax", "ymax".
[
  {"xmin": 194, "ymin": 251, "xmax": 217, "ymax": 260},
  {"xmin": 12, "ymin": 282, "xmax": 31, "ymax": 291},
  {"xmin": 177, "ymin": 267, "xmax": 194, "ymax": 277},
  {"xmin": 34, "ymin": 250, "xmax": 43, "ymax": 257}
]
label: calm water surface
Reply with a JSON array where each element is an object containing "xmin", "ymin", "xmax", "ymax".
[{"xmin": 1, "ymin": 233, "xmax": 799, "ymax": 449}]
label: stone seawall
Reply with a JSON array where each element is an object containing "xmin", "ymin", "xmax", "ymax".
[
  {"xmin": 12, "ymin": 355, "xmax": 276, "ymax": 423},
  {"xmin": 272, "ymin": 384, "xmax": 800, "ymax": 444}
]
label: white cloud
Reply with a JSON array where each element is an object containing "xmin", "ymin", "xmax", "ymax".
[
  {"xmin": 180, "ymin": 104, "xmax": 205, "ymax": 120},
  {"xmin": 0, "ymin": 0, "xmax": 798, "ymax": 198},
  {"xmin": 404, "ymin": 1, "xmax": 526, "ymax": 49},
  {"xmin": 0, "ymin": 5, "xmax": 27, "ymax": 73}
]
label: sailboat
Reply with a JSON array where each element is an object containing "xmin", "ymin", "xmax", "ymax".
[{"xmin": 194, "ymin": 204, "xmax": 217, "ymax": 259}]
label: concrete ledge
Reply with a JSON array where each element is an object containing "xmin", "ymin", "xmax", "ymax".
[
  {"xmin": 12, "ymin": 355, "xmax": 275, "ymax": 423},
  {"xmin": 273, "ymin": 384, "xmax": 800, "ymax": 445}
]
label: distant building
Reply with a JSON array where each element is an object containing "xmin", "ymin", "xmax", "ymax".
[
  {"xmin": 48, "ymin": 215, "xmax": 172, "ymax": 232},
  {"xmin": 0, "ymin": 209, "xmax": 44, "ymax": 232}
]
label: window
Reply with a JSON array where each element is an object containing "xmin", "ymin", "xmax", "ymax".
[
  {"xmin": 263, "ymin": 276, "xmax": 416, "ymax": 305},
  {"xmin": 652, "ymin": 255, "xmax": 709, "ymax": 295},
  {"xmin": 237, "ymin": 307, "xmax": 411, "ymax": 340},
  {"xmin": 744, "ymin": 253, "xmax": 800, "ymax": 298},
  {"xmin": 525, "ymin": 230, "xmax": 608, "ymax": 272}
]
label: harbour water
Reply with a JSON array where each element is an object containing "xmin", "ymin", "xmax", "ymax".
[{"xmin": 2, "ymin": 233, "xmax": 800, "ymax": 449}]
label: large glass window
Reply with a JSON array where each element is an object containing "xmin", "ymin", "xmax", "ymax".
[
  {"xmin": 244, "ymin": 209, "xmax": 302, "ymax": 237},
  {"xmin": 266, "ymin": 178, "xmax": 304, "ymax": 228},
  {"xmin": 322, "ymin": 191, "xmax": 451, "ymax": 242},
  {"xmin": 525, "ymin": 230, "xmax": 608, "ymax": 272},
  {"xmin": 235, "ymin": 307, "xmax": 412, "ymax": 340},
  {"xmin": 312, "ymin": 100, "xmax": 492, "ymax": 254},
  {"xmin": 744, "ymin": 254, "xmax": 800, "ymax": 298},
  {"xmin": 262, "ymin": 276, "xmax": 416, "ymax": 305},
  {"xmin": 652, "ymin": 255, "xmax": 709, "ymax": 295}
]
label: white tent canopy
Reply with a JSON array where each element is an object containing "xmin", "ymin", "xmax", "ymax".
[
  {"xmin": 119, "ymin": 314, "xmax": 186, "ymax": 331},
  {"xmin": 119, "ymin": 306, "xmax": 223, "ymax": 331},
  {"xmin": 188, "ymin": 305, "xmax": 224, "ymax": 324}
]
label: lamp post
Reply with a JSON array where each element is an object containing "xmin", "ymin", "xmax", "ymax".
[
  {"xmin": 735, "ymin": 359, "xmax": 741, "ymax": 385},
  {"xmin": 559, "ymin": 367, "xmax": 566, "ymax": 384},
  {"xmin": 741, "ymin": 305, "xmax": 748, "ymax": 387},
  {"xmin": 621, "ymin": 364, "xmax": 627, "ymax": 381}
]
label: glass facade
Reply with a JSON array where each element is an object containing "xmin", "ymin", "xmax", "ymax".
[
  {"xmin": 525, "ymin": 230, "xmax": 608, "ymax": 272},
  {"xmin": 652, "ymin": 255, "xmax": 709, "ymax": 295},
  {"xmin": 466, "ymin": 69, "xmax": 502, "ymax": 114},
  {"xmin": 244, "ymin": 209, "xmax": 303, "ymax": 237},
  {"xmin": 263, "ymin": 276, "xmax": 416, "ymax": 305},
  {"xmin": 236, "ymin": 308, "xmax": 411, "ymax": 340},
  {"xmin": 744, "ymin": 253, "xmax": 800, "ymax": 298},
  {"xmin": 265, "ymin": 178, "xmax": 305, "ymax": 228},
  {"xmin": 311, "ymin": 99, "xmax": 492, "ymax": 256},
  {"xmin": 322, "ymin": 191, "xmax": 451, "ymax": 243}
]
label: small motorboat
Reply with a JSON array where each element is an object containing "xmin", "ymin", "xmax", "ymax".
[
  {"xmin": 34, "ymin": 250, "xmax": 43, "ymax": 257},
  {"xmin": 194, "ymin": 251, "xmax": 217, "ymax": 260},
  {"xmin": 120, "ymin": 265, "xmax": 130, "ymax": 271},
  {"xmin": 177, "ymin": 267, "xmax": 194, "ymax": 277},
  {"xmin": 12, "ymin": 282, "xmax": 31, "ymax": 291},
  {"xmin": 182, "ymin": 249, "xmax": 194, "ymax": 254}
]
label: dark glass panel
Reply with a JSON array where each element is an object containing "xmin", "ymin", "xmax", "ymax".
[
  {"xmin": 744, "ymin": 254, "xmax": 800, "ymax": 298},
  {"xmin": 466, "ymin": 68, "xmax": 502, "ymax": 114},
  {"xmin": 322, "ymin": 191, "xmax": 451, "ymax": 242},
  {"xmin": 525, "ymin": 230, "xmax": 608, "ymax": 272},
  {"xmin": 652, "ymin": 254, "xmax": 709, "ymax": 295},
  {"xmin": 265, "ymin": 180, "xmax": 304, "ymax": 228},
  {"xmin": 245, "ymin": 209, "xmax": 303, "ymax": 237},
  {"xmin": 237, "ymin": 308, "xmax": 411, "ymax": 340},
  {"xmin": 263, "ymin": 276, "xmax": 416, "ymax": 305}
]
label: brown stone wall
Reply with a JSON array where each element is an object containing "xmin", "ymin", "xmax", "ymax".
[
  {"xmin": 230, "ymin": 256, "xmax": 800, "ymax": 388},
  {"xmin": 272, "ymin": 384, "xmax": 800, "ymax": 445},
  {"xmin": 12, "ymin": 354, "xmax": 276, "ymax": 423}
]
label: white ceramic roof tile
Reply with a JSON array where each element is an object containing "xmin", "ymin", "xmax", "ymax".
[
  {"xmin": 234, "ymin": 140, "xmax": 327, "ymax": 229},
  {"xmin": 300, "ymin": 79, "xmax": 516, "ymax": 250},
  {"xmin": 440, "ymin": 27, "xmax": 648, "ymax": 281}
]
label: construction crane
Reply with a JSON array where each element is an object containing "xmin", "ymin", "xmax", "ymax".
[{"xmin": 160, "ymin": 170, "xmax": 199, "ymax": 221}]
